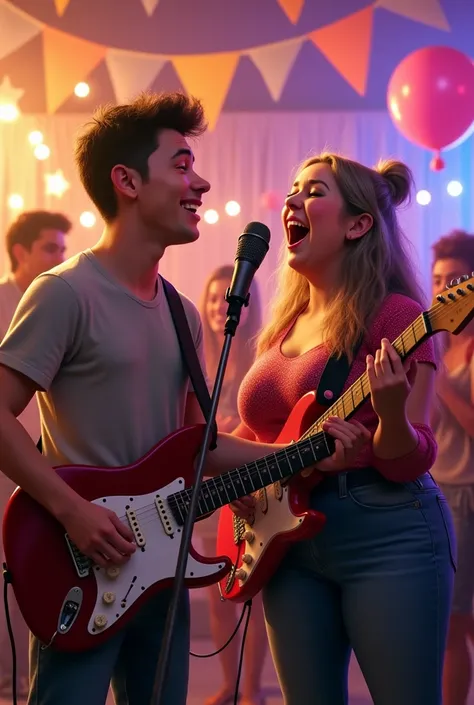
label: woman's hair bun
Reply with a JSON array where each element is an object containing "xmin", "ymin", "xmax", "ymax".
[{"xmin": 375, "ymin": 158, "xmax": 414, "ymax": 207}]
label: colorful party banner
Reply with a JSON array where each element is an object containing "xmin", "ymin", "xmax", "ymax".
[
  {"xmin": 53, "ymin": 0, "xmax": 72, "ymax": 16},
  {"xmin": 140, "ymin": 0, "xmax": 160, "ymax": 17},
  {"xmin": 310, "ymin": 6, "xmax": 374, "ymax": 96},
  {"xmin": 172, "ymin": 52, "xmax": 240, "ymax": 130},
  {"xmin": 248, "ymin": 38, "xmax": 302, "ymax": 101},
  {"xmin": 375, "ymin": 0, "xmax": 450, "ymax": 31},
  {"xmin": 0, "ymin": 0, "xmax": 43, "ymax": 62},
  {"xmin": 276, "ymin": 0, "xmax": 305, "ymax": 25},
  {"xmin": 43, "ymin": 27, "xmax": 107, "ymax": 113},
  {"xmin": 106, "ymin": 50, "xmax": 166, "ymax": 103}
]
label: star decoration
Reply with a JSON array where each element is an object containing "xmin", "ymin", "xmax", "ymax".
[
  {"xmin": 45, "ymin": 170, "xmax": 70, "ymax": 198},
  {"xmin": 0, "ymin": 76, "xmax": 24, "ymax": 122}
]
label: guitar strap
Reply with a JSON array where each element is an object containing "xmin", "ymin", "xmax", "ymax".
[
  {"xmin": 161, "ymin": 277, "xmax": 218, "ymax": 450},
  {"xmin": 37, "ymin": 277, "xmax": 217, "ymax": 454},
  {"xmin": 316, "ymin": 336, "xmax": 364, "ymax": 408}
]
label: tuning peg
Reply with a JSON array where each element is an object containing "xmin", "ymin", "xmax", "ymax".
[{"xmin": 461, "ymin": 274, "xmax": 469, "ymax": 281}]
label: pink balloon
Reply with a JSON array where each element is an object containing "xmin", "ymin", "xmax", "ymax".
[
  {"xmin": 260, "ymin": 191, "xmax": 282, "ymax": 211},
  {"xmin": 387, "ymin": 46, "xmax": 474, "ymax": 168}
]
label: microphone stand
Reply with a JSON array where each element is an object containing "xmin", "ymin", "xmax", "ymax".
[{"xmin": 150, "ymin": 292, "xmax": 249, "ymax": 705}]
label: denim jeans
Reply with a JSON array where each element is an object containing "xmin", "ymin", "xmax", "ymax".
[
  {"xmin": 28, "ymin": 588, "xmax": 190, "ymax": 705},
  {"xmin": 263, "ymin": 469, "xmax": 456, "ymax": 705}
]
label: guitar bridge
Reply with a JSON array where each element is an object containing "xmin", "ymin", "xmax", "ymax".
[{"xmin": 65, "ymin": 534, "xmax": 92, "ymax": 578}]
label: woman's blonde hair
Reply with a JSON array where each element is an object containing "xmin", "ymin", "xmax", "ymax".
[
  {"xmin": 257, "ymin": 152, "xmax": 425, "ymax": 360},
  {"xmin": 199, "ymin": 265, "xmax": 262, "ymax": 384}
]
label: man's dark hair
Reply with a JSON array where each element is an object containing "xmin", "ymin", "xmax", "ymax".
[
  {"xmin": 74, "ymin": 91, "xmax": 207, "ymax": 222},
  {"xmin": 432, "ymin": 229, "xmax": 474, "ymax": 272},
  {"xmin": 6, "ymin": 210, "xmax": 72, "ymax": 272}
]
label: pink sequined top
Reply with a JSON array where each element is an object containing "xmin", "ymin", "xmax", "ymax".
[{"xmin": 237, "ymin": 293, "xmax": 438, "ymax": 480}]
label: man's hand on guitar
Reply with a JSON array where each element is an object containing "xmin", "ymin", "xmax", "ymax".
[
  {"xmin": 302, "ymin": 417, "xmax": 371, "ymax": 476},
  {"xmin": 62, "ymin": 499, "xmax": 136, "ymax": 567}
]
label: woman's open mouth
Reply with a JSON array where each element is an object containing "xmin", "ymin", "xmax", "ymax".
[{"xmin": 286, "ymin": 220, "xmax": 309, "ymax": 249}]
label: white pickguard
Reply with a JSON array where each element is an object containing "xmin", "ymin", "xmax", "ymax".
[
  {"xmin": 87, "ymin": 477, "xmax": 225, "ymax": 635},
  {"xmin": 236, "ymin": 483, "xmax": 303, "ymax": 585}
]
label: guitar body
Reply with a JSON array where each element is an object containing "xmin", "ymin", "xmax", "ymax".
[
  {"xmin": 217, "ymin": 392, "xmax": 327, "ymax": 602},
  {"xmin": 2, "ymin": 425, "xmax": 230, "ymax": 652}
]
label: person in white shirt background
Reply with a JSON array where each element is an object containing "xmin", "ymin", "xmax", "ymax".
[{"xmin": 0, "ymin": 209, "xmax": 71, "ymax": 698}]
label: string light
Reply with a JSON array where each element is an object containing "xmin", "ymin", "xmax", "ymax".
[
  {"xmin": 416, "ymin": 189, "xmax": 431, "ymax": 206},
  {"xmin": 7, "ymin": 194, "xmax": 24, "ymax": 210},
  {"xmin": 74, "ymin": 82, "xmax": 90, "ymax": 98},
  {"xmin": 28, "ymin": 131, "xmax": 44, "ymax": 146},
  {"xmin": 80, "ymin": 211, "xmax": 96, "ymax": 228},
  {"xmin": 34, "ymin": 144, "xmax": 50, "ymax": 160},
  {"xmin": 203, "ymin": 209, "xmax": 219, "ymax": 224},
  {"xmin": 225, "ymin": 201, "xmax": 241, "ymax": 217}
]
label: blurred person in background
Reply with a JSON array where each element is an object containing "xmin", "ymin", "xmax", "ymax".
[
  {"xmin": 431, "ymin": 230, "xmax": 474, "ymax": 705},
  {"xmin": 197, "ymin": 265, "xmax": 268, "ymax": 705},
  {"xmin": 0, "ymin": 209, "xmax": 70, "ymax": 698}
]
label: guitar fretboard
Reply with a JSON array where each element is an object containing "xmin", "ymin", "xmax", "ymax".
[{"xmin": 167, "ymin": 431, "xmax": 334, "ymax": 526}]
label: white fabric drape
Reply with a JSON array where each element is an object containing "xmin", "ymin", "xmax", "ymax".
[{"xmin": 1, "ymin": 112, "xmax": 473, "ymax": 311}]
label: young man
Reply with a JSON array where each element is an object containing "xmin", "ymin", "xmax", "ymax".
[
  {"xmin": 0, "ymin": 92, "xmax": 290, "ymax": 705},
  {"xmin": 0, "ymin": 209, "xmax": 70, "ymax": 698}
]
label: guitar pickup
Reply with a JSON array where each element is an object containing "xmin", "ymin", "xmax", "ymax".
[
  {"xmin": 155, "ymin": 495, "xmax": 174, "ymax": 536},
  {"xmin": 125, "ymin": 508, "xmax": 146, "ymax": 547}
]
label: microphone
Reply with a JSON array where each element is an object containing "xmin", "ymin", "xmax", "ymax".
[{"xmin": 225, "ymin": 221, "xmax": 270, "ymax": 336}]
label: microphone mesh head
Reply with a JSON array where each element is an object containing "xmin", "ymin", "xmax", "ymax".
[{"xmin": 236, "ymin": 222, "xmax": 270, "ymax": 268}]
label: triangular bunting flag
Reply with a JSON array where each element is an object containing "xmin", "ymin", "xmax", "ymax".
[
  {"xmin": 140, "ymin": 0, "xmax": 160, "ymax": 16},
  {"xmin": 374, "ymin": 0, "xmax": 450, "ymax": 31},
  {"xmin": 309, "ymin": 7, "xmax": 374, "ymax": 96},
  {"xmin": 106, "ymin": 50, "xmax": 166, "ymax": 104},
  {"xmin": 172, "ymin": 52, "xmax": 240, "ymax": 131},
  {"xmin": 42, "ymin": 27, "xmax": 107, "ymax": 113},
  {"xmin": 0, "ymin": 0, "xmax": 43, "ymax": 62},
  {"xmin": 248, "ymin": 39, "xmax": 302, "ymax": 102},
  {"xmin": 54, "ymin": 0, "xmax": 72, "ymax": 16},
  {"xmin": 276, "ymin": 0, "xmax": 305, "ymax": 24}
]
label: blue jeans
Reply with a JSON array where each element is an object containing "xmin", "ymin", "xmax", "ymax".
[
  {"xmin": 262, "ymin": 469, "xmax": 456, "ymax": 705},
  {"xmin": 28, "ymin": 589, "xmax": 190, "ymax": 705}
]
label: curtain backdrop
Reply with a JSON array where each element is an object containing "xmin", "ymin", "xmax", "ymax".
[{"xmin": 1, "ymin": 111, "xmax": 473, "ymax": 315}]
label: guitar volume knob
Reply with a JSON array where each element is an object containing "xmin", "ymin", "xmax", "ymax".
[
  {"xmin": 235, "ymin": 569, "xmax": 247, "ymax": 581},
  {"xmin": 243, "ymin": 530, "xmax": 255, "ymax": 543},
  {"xmin": 106, "ymin": 566, "xmax": 120, "ymax": 579},
  {"xmin": 94, "ymin": 614, "xmax": 108, "ymax": 629},
  {"xmin": 102, "ymin": 592, "xmax": 116, "ymax": 605},
  {"xmin": 241, "ymin": 554, "xmax": 253, "ymax": 564}
]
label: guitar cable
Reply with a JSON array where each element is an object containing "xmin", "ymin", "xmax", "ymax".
[
  {"xmin": 190, "ymin": 598, "xmax": 253, "ymax": 705},
  {"xmin": 2, "ymin": 563, "xmax": 18, "ymax": 705}
]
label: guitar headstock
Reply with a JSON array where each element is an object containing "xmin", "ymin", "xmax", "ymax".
[{"xmin": 428, "ymin": 272, "xmax": 474, "ymax": 334}]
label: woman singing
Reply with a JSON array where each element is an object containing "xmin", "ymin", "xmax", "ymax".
[{"xmin": 232, "ymin": 153, "xmax": 455, "ymax": 705}]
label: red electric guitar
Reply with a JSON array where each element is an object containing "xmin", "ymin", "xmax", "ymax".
[
  {"xmin": 3, "ymin": 414, "xmax": 336, "ymax": 652},
  {"xmin": 217, "ymin": 274, "xmax": 474, "ymax": 602}
]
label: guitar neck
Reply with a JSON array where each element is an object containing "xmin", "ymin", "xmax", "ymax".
[
  {"xmin": 301, "ymin": 311, "xmax": 432, "ymax": 440},
  {"xmin": 168, "ymin": 431, "xmax": 335, "ymax": 526}
]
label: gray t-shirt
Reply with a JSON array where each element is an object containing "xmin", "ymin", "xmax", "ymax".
[{"xmin": 0, "ymin": 250, "xmax": 206, "ymax": 468}]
